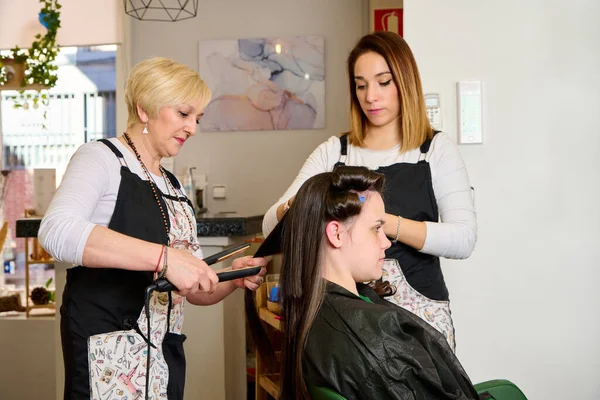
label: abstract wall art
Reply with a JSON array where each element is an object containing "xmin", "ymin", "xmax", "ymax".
[{"xmin": 198, "ymin": 36, "xmax": 325, "ymax": 131}]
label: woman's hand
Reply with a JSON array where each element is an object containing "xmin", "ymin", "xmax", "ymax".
[
  {"xmin": 276, "ymin": 195, "xmax": 296, "ymax": 221},
  {"xmin": 230, "ymin": 255, "xmax": 267, "ymax": 291},
  {"xmin": 164, "ymin": 248, "xmax": 219, "ymax": 296},
  {"xmin": 384, "ymin": 212, "xmax": 426, "ymax": 251}
]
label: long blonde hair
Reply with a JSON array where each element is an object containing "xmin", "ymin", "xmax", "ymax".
[
  {"xmin": 347, "ymin": 31, "xmax": 432, "ymax": 152},
  {"xmin": 125, "ymin": 57, "xmax": 211, "ymax": 128}
]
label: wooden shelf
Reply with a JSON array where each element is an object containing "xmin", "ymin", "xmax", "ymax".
[
  {"xmin": 259, "ymin": 307, "xmax": 281, "ymax": 331},
  {"xmin": 26, "ymin": 258, "xmax": 55, "ymax": 265},
  {"xmin": 23, "ymin": 235, "xmax": 55, "ymax": 318},
  {"xmin": 255, "ymin": 283, "xmax": 283, "ymax": 399},
  {"xmin": 27, "ymin": 303, "xmax": 55, "ymax": 310},
  {"xmin": 258, "ymin": 373, "xmax": 280, "ymax": 399},
  {"xmin": 0, "ymin": 83, "xmax": 48, "ymax": 91}
]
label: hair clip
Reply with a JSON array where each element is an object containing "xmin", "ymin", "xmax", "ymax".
[{"xmin": 359, "ymin": 195, "xmax": 365, "ymax": 203}]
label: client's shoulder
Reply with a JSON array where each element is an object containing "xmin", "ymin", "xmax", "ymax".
[{"xmin": 316, "ymin": 282, "xmax": 401, "ymax": 335}]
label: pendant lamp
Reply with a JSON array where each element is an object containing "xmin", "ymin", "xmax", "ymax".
[{"xmin": 124, "ymin": 0, "xmax": 199, "ymax": 22}]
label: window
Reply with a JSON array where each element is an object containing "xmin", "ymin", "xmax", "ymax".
[
  {"xmin": 0, "ymin": 45, "xmax": 117, "ymax": 301},
  {"xmin": 1, "ymin": 45, "xmax": 117, "ymax": 170}
]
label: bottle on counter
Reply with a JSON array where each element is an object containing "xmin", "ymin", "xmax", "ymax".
[{"xmin": 2, "ymin": 228, "xmax": 16, "ymax": 275}]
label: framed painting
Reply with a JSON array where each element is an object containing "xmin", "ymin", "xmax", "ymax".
[{"xmin": 198, "ymin": 36, "xmax": 325, "ymax": 131}]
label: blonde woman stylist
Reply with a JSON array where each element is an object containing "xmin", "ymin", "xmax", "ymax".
[{"xmin": 40, "ymin": 57, "xmax": 266, "ymax": 399}]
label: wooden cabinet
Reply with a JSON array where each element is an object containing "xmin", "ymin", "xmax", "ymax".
[
  {"xmin": 15, "ymin": 215, "xmax": 55, "ymax": 318},
  {"xmin": 23, "ymin": 236, "xmax": 55, "ymax": 317},
  {"xmin": 255, "ymin": 283, "xmax": 282, "ymax": 399}
]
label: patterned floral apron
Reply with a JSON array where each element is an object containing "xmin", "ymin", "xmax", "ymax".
[
  {"xmin": 382, "ymin": 259, "xmax": 455, "ymax": 351},
  {"xmin": 61, "ymin": 139, "xmax": 199, "ymax": 400}
]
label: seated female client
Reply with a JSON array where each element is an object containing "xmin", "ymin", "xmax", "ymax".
[{"xmin": 273, "ymin": 166, "xmax": 480, "ymax": 400}]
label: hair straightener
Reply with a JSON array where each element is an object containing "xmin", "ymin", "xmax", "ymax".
[
  {"xmin": 146, "ymin": 241, "xmax": 256, "ymax": 294},
  {"xmin": 143, "ymin": 241, "xmax": 259, "ymax": 399}
]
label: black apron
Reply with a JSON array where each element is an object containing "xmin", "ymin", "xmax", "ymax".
[
  {"xmin": 61, "ymin": 139, "xmax": 186, "ymax": 399},
  {"xmin": 334, "ymin": 132, "xmax": 448, "ymax": 301}
]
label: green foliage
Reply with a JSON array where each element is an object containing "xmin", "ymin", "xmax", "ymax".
[
  {"xmin": 0, "ymin": 0, "xmax": 61, "ymax": 126},
  {"xmin": 45, "ymin": 277, "xmax": 55, "ymax": 303}
]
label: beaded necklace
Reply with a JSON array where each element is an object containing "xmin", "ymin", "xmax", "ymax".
[{"xmin": 122, "ymin": 132, "xmax": 195, "ymax": 246}]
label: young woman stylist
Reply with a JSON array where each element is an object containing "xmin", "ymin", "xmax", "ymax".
[
  {"xmin": 262, "ymin": 32, "xmax": 476, "ymax": 351},
  {"xmin": 40, "ymin": 57, "xmax": 266, "ymax": 399}
]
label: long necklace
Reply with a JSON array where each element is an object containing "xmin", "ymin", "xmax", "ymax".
[
  {"xmin": 161, "ymin": 172, "xmax": 194, "ymax": 234},
  {"xmin": 122, "ymin": 132, "xmax": 195, "ymax": 246},
  {"xmin": 161, "ymin": 173, "xmax": 198, "ymax": 251},
  {"xmin": 122, "ymin": 132, "xmax": 170, "ymax": 243}
]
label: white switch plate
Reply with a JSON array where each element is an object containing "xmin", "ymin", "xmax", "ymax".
[
  {"xmin": 457, "ymin": 81, "xmax": 483, "ymax": 144},
  {"xmin": 424, "ymin": 93, "xmax": 442, "ymax": 130},
  {"xmin": 212, "ymin": 184, "xmax": 227, "ymax": 199}
]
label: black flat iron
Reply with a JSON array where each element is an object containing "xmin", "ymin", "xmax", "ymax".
[{"xmin": 146, "ymin": 241, "xmax": 256, "ymax": 294}]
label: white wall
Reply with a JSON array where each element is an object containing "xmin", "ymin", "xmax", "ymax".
[
  {"xmin": 0, "ymin": 0, "xmax": 122, "ymax": 49},
  {"xmin": 405, "ymin": 0, "xmax": 600, "ymax": 398},
  {"xmin": 130, "ymin": 0, "xmax": 368, "ymax": 217}
]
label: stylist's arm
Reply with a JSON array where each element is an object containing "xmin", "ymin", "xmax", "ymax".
[{"xmin": 81, "ymin": 226, "xmax": 219, "ymax": 296}]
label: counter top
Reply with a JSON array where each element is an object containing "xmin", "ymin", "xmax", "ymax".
[
  {"xmin": 15, "ymin": 218, "xmax": 42, "ymax": 238},
  {"xmin": 16, "ymin": 215, "xmax": 264, "ymax": 238},
  {"xmin": 196, "ymin": 214, "xmax": 263, "ymax": 237}
]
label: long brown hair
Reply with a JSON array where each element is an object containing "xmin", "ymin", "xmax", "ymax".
[
  {"xmin": 347, "ymin": 31, "xmax": 432, "ymax": 152},
  {"xmin": 279, "ymin": 166, "xmax": 385, "ymax": 399}
]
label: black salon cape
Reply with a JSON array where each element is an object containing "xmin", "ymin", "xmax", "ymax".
[{"xmin": 303, "ymin": 282, "xmax": 480, "ymax": 400}]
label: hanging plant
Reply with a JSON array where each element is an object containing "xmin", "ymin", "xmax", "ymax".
[
  {"xmin": 0, "ymin": 49, "xmax": 28, "ymax": 86},
  {"xmin": 0, "ymin": 0, "xmax": 61, "ymax": 125}
]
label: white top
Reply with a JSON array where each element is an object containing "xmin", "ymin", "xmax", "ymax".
[
  {"xmin": 262, "ymin": 132, "xmax": 477, "ymax": 259},
  {"xmin": 39, "ymin": 137, "xmax": 202, "ymax": 265}
]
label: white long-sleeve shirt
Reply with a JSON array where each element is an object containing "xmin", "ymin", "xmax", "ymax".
[
  {"xmin": 262, "ymin": 132, "xmax": 477, "ymax": 259},
  {"xmin": 39, "ymin": 138, "xmax": 202, "ymax": 265}
]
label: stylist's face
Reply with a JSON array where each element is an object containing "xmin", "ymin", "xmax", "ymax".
[
  {"xmin": 148, "ymin": 97, "xmax": 204, "ymax": 158},
  {"xmin": 345, "ymin": 192, "xmax": 391, "ymax": 282},
  {"xmin": 353, "ymin": 52, "xmax": 400, "ymax": 129}
]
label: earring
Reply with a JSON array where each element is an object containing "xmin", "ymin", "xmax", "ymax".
[{"xmin": 142, "ymin": 123, "xmax": 148, "ymax": 135}]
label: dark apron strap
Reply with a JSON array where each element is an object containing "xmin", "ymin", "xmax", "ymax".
[
  {"xmin": 98, "ymin": 138, "xmax": 124, "ymax": 158},
  {"xmin": 340, "ymin": 133, "xmax": 348, "ymax": 156},
  {"xmin": 334, "ymin": 133, "xmax": 349, "ymax": 168},
  {"xmin": 419, "ymin": 130, "xmax": 440, "ymax": 154}
]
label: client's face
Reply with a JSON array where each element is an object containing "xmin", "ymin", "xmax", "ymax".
[{"xmin": 345, "ymin": 192, "xmax": 391, "ymax": 282}]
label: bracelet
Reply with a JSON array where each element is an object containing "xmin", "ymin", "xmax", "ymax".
[
  {"xmin": 155, "ymin": 245, "xmax": 165, "ymax": 274},
  {"xmin": 157, "ymin": 246, "xmax": 169, "ymax": 279},
  {"xmin": 393, "ymin": 216, "xmax": 402, "ymax": 243}
]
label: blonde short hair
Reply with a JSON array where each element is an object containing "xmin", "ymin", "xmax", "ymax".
[
  {"xmin": 125, "ymin": 57, "xmax": 212, "ymax": 128},
  {"xmin": 347, "ymin": 32, "xmax": 432, "ymax": 152}
]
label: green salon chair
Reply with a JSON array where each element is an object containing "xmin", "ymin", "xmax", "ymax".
[
  {"xmin": 474, "ymin": 379, "xmax": 528, "ymax": 400},
  {"xmin": 307, "ymin": 383, "xmax": 347, "ymax": 400},
  {"xmin": 308, "ymin": 379, "xmax": 528, "ymax": 400}
]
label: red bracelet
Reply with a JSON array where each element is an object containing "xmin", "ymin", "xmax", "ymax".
[{"xmin": 155, "ymin": 245, "xmax": 165, "ymax": 274}]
